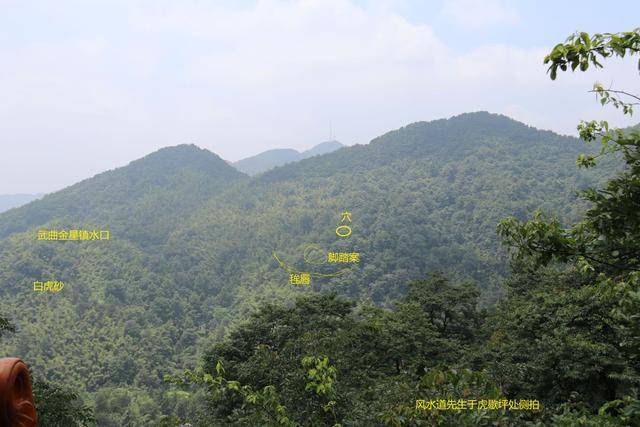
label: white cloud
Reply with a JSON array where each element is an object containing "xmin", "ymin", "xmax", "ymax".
[
  {"xmin": 0, "ymin": 0, "xmax": 638, "ymax": 193},
  {"xmin": 440, "ymin": 0, "xmax": 519, "ymax": 29}
]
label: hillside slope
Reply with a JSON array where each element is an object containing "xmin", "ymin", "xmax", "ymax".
[
  {"xmin": 169, "ymin": 113, "xmax": 605, "ymax": 310},
  {"xmin": 0, "ymin": 144, "xmax": 247, "ymax": 246},
  {"xmin": 0, "ymin": 112, "xmax": 612, "ymax": 423}
]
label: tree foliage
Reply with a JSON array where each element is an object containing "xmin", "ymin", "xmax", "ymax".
[
  {"xmin": 493, "ymin": 27, "xmax": 640, "ymax": 423},
  {"xmin": 163, "ymin": 27, "xmax": 640, "ymax": 426},
  {"xmin": 32, "ymin": 378, "xmax": 96, "ymax": 427},
  {"xmin": 0, "ymin": 25, "xmax": 637, "ymax": 426},
  {"xmin": 0, "ymin": 111, "xmax": 608, "ymax": 422}
]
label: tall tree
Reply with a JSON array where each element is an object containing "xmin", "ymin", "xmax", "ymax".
[{"xmin": 491, "ymin": 28, "xmax": 640, "ymax": 423}]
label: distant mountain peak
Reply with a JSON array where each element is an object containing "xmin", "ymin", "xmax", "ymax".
[
  {"xmin": 448, "ymin": 111, "xmax": 532, "ymax": 127},
  {"xmin": 0, "ymin": 143, "xmax": 246, "ymax": 240},
  {"xmin": 133, "ymin": 143, "xmax": 228, "ymax": 166},
  {"xmin": 119, "ymin": 144, "xmax": 246, "ymax": 182},
  {"xmin": 301, "ymin": 140, "xmax": 344, "ymax": 158},
  {"xmin": 233, "ymin": 141, "xmax": 344, "ymax": 175}
]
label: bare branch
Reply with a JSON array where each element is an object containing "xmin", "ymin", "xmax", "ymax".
[{"xmin": 589, "ymin": 88, "xmax": 640, "ymax": 104}]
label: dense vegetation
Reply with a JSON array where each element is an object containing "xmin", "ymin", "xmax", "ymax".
[
  {"xmin": 0, "ymin": 27, "xmax": 638, "ymax": 425},
  {"xmin": 0, "ymin": 315, "xmax": 94, "ymax": 426},
  {"xmin": 161, "ymin": 29, "xmax": 640, "ymax": 426},
  {"xmin": 0, "ymin": 118, "xmax": 610, "ymax": 424}
]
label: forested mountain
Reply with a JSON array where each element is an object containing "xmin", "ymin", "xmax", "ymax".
[
  {"xmin": 0, "ymin": 112, "xmax": 614, "ymax": 424},
  {"xmin": 0, "ymin": 194, "xmax": 43, "ymax": 214},
  {"xmin": 0, "ymin": 145, "xmax": 247, "ymax": 245},
  {"xmin": 232, "ymin": 140, "xmax": 344, "ymax": 175}
]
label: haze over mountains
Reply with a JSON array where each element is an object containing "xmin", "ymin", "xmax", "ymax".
[
  {"xmin": 232, "ymin": 140, "xmax": 344, "ymax": 175},
  {"xmin": 0, "ymin": 141, "xmax": 342, "ymax": 213},
  {"xmin": 0, "ymin": 112, "xmax": 614, "ymax": 423},
  {"xmin": 0, "ymin": 194, "xmax": 43, "ymax": 214}
]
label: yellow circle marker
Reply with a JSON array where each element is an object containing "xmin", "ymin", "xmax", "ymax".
[
  {"xmin": 303, "ymin": 244, "xmax": 326, "ymax": 265},
  {"xmin": 335, "ymin": 225, "xmax": 352, "ymax": 237}
]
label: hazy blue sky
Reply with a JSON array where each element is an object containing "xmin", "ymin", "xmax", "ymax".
[{"xmin": 1, "ymin": 0, "xmax": 639, "ymax": 193}]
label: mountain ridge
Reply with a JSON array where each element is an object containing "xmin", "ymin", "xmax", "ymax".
[
  {"xmin": 258, "ymin": 111, "xmax": 581, "ymax": 183},
  {"xmin": 0, "ymin": 112, "xmax": 585, "ymax": 239},
  {"xmin": 0, "ymin": 144, "xmax": 247, "ymax": 243},
  {"xmin": 0, "ymin": 111, "xmax": 614, "ymax": 422},
  {"xmin": 0, "ymin": 113, "xmax": 591, "ymax": 241},
  {"xmin": 0, "ymin": 194, "xmax": 44, "ymax": 214},
  {"xmin": 232, "ymin": 140, "xmax": 344, "ymax": 175}
]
